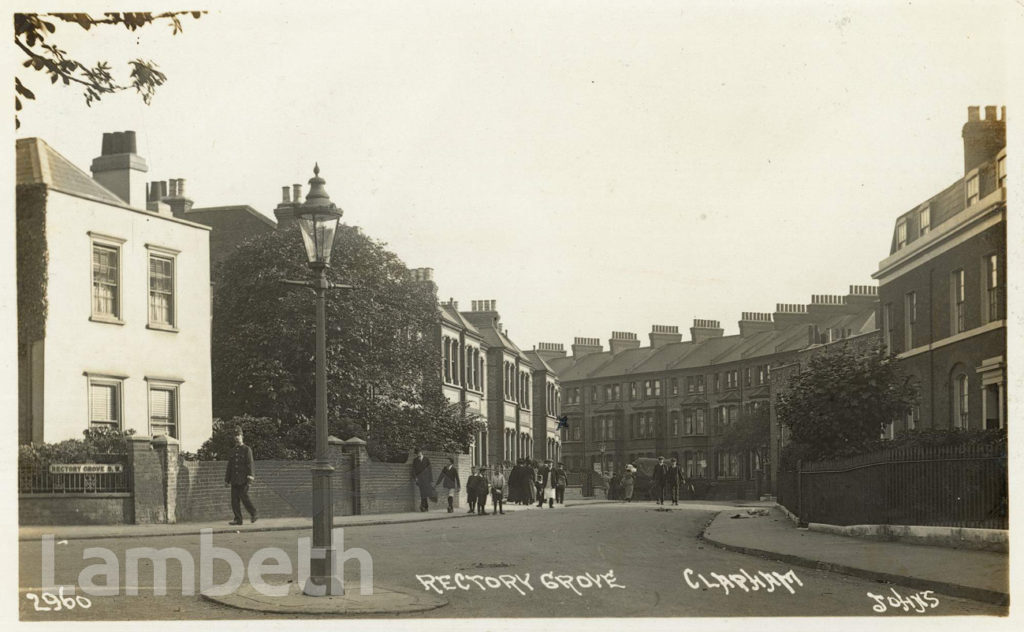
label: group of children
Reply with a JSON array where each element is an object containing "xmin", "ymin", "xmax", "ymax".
[{"xmin": 462, "ymin": 459, "xmax": 569, "ymax": 515}]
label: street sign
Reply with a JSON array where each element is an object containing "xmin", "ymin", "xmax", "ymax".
[{"xmin": 48, "ymin": 464, "xmax": 123, "ymax": 474}]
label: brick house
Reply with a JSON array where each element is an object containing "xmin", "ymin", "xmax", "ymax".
[
  {"xmin": 549, "ymin": 290, "xmax": 877, "ymax": 498},
  {"xmin": 872, "ymin": 106, "xmax": 1007, "ymax": 432}
]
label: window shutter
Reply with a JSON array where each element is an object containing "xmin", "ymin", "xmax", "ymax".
[
  {"xmin": 150, "ymin": 388, "xmax": 172, "ymax": 421},
  {"xmin": 90, "ymin": 384, "xmax": 115, "ymax": 421}
]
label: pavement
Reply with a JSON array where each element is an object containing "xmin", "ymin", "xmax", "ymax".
[
  {"xmin": 18, "ymin": 497, "xmax": 619, "ymax": 542},
  {"xmin": 701, "ymin": 505, "xmax": 1009, "ymax": 606},
  {"xmin": 19, "ymin": 499, "xmax": 1010, "ymax": 612}
]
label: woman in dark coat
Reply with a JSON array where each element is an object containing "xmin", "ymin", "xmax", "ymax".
[{"xmin": 511, "ymin": 459, "xmax": 533, "ymax": 505}]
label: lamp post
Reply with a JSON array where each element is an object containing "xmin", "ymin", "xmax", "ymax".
[{"xmin": 286, "ymin": 164, "xmax": 348, "ymax": 596}]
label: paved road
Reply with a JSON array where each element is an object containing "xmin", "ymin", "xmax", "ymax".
[{"xmin": 18, "ymin": 503, "xmax": 1005, "ymax": 620}]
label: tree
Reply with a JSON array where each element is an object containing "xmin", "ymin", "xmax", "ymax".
[
  {"xmin": 777, "ymin": 343, "xmax": 917, "ymax": 464},
  {"xmin": 14, "ymin": 12, "xmax": 204, "ymax": 128},
  {"xmin": 718, "ymin": 404, "xmax": 770, "ymax": 471},
  {"xmin": 210, "ymin": 223, "xmax": 483, "ymax": 461}
]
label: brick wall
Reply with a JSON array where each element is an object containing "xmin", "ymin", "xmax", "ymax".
[
  {"xmin": 20, "ymin": 436, "xmax": 473, "ymax": 525},
  {"xmin": 175, "ymin": 452, "xmax": 355, "ymax": 522},
  {"xmin": 19, "ymin": 494, "xmax": 132, "ymax": 525}
]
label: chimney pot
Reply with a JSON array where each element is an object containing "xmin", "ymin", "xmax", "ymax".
[
  {"xmin": 124, "ymin": 131, "xmax": 137, "ymax": 154},
  {"xmin": 293, "ymin": 184, "xmax": 302, "ymax": 203},
  {"xmin": 168, "ymin": 179, "xmax": 178, "ymax": 197},
  {"xmin": 985, "ymin": 105, "xmax": 997, "ymax": 121},
  {"xmin": 282, "ymin": 186, "xmax": 291, "ymax": 203},
  {"xmin": 177, "ymin": 179, "xmax": 186, "ymax": 197},
  {"xmin": 968, "ymin": 106, "xmax": 980, "ymax": 122}
]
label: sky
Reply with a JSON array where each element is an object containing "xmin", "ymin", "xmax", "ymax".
[{"xmin": 8, "ymin": 0, "xmax": 1016, "ymax": 352}]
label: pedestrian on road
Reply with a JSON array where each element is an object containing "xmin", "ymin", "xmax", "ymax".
[
  {"xmin": 411, "ymin": 448, "xmax": 434, "ymax": 512},
  {"xmin": 466, "ymin": 466, "xmax": 484, "ymax": 514},
  {"xmin": 225, "ymin": 426, "xmax": 257, "ymax": 525},
  {"xmin": 666, "ymin": 457, "xmax": 686, "ymax": 505},
  {"xmin": 525, "ymin": 460, "xmax": 538, "ymax": 505},
  {"xmin": 489, "ymin": 465, "xmax": 506, "ymax": 514},
  {"xmin": 621, "ymin": 465, "xmax": 635, "ymax": 503},
  {"xmin": 474, "ymin": 466, "xmax": 490, "ymax": 515},
  {"xmin": 554, "ymin": 462, "xmax": 568, "ymax": 504},
  {"xmin": 436, "ymin": 457, "xmax": 461, "ymax": 513},
  {"xmin": 510, "ymin": 459, "xmax": 530, "ymax": 505},
  {"xmin": 536, "ymin": 459, "xmax": 556, "ymax": 508},
  {"xmin": 652, "ymin": 456, "xmax": 669, "ymax": 505}
]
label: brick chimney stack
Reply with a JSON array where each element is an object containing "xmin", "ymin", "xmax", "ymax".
[
  {"xmin": 738, "ymin": 312, "xmax": 773, "ymax": 337},
  {"xmin": 409, "ymin": 267, "xmax": 437, "ymax": 298},
  {"xmin": 608, "ymin": 331, "xmax": 641, "ymax": 355},
  {"xmin": 649, "ymin": 325, "xmax": 682, "ymax": 348},
  {"xmin": 275, "ymin": 183, "xmax": 302, "ymax": 227},
  {"xmin": 91, "ymin": 131, "xmax": 149, "ymax": 208},
  {"xmin": 690, "ymin": 319, "xmax": 723, "ymax": 344},
  {"xmin": 571, "ymin": 337, "xmax": 603, "ymax": 357},
  {"xmin": 962, "ymin": 105, "xmax": 1006, "ymax": 174},
  {"xmin": 772, "ymin": 303, "xmax": 811, "ymax": 329},
  {"xmin": 535, "ymin": 342, "xmax": 567, "ymax": 361}
]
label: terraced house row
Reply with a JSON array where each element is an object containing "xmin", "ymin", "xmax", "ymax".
[{"xmin": 545, "ymin": 290, "xmax": 878, "ymax": 499}]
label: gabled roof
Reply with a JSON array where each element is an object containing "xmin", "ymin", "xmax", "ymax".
[
  {"xmin": 522, "ymin": 350, "xmax": 555, "ymax": 374},
  {"xmin": 440, "ymin": 303, "xmax": 483, "ymax": 340},
  {"xmin": 17, "ymin": 137, "xmax": 127, "ymax": 207}
]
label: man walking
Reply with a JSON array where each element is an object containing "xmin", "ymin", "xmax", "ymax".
[
  {"xmin": 666, "ymin": 457, "xmax": 686, "ymax": 505},
  {"xmin": 225, "ymin": 426, "xmax": 257, "ymax": 525},
  {"xmin": 536, "ymin": 459, "xmax": 556, "ymax": 508},
  {"xmin": 436, "ymin": 457, "xmax": 461, "ymax": 513},
  {"xmin": 489, "ymin": 465, "xmax": 506, "ymax": 515},
  {"xmin": 554, "ymin": 462, "xmax": 568, "ymax": 505},
  {"xmin": 466, "ymin": 466, "xmax": 483, "ymax": 514},
  {"xmin": 474, "ymin": 466, "xmax": 490, "ymax": 515},
  {"xmin": 411, "ymin": 448, "xmax": 434, "ymax": 512},
  {"xmin": 652, "ymin": 456, "xmax": 669, "ymax": 505}
]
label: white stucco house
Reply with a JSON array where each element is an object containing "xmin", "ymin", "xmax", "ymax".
[{"xmin": 17, "ymin": 132, "xmax": 213, "ymax": 452}]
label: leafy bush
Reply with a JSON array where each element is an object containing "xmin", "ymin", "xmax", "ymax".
[{"xmin": 19, "ymin": 427, "xmax": 135, "ymax": 469}]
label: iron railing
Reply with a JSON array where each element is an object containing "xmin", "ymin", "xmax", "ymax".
[{"xmin": 778, "ymin": 444, "xmax": 1006, "ymax": 529}]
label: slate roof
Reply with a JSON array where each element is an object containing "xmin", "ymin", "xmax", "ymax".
[
  {"xmin": 188, "ymin": 205, "xmax": 278, "ymax": 229},
  {"xmin": 440, "ymin": 303, "xmax": 483, "ymax": 340},
  {"xmin": 552, "ymin": 304, "xmax": 877, "ymax": 383},
  {"xmin": 17, "ymin": 137, "xmax": 126, "ymax": 207},
  {"xmin": 522, "ymin": 350, "xmax": 555, "ymax": 374}
]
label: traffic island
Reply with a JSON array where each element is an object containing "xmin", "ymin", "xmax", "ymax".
[{"xmin": 201, "ymin": 582, "xmax": 448, "ymax": 615}]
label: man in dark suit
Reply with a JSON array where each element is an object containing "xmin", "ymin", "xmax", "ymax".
[
  {"xmin": 554, "ymin": 462, "xmax": 568, "ymax": 504},
  {"xmin": 225, "ymin": 426, "xmax": 257, "ymax": 525},
  {"xmin": 666, "ymin": 457, "xmax": 686, "ymax": 505},
  {"xmin": 473, "ymin": 466, "xmax": 489, "ymax": 515},
  {"xmin": 652, "ymin": 456, "xmax": 669, "ymax": 505},
  {"xmin": 411, "ymin": 448, "xmax": 433, "ymax": 512},
  {"xmin": 466, "ymin": 466, "xmax": 484, "ymax": 514}
]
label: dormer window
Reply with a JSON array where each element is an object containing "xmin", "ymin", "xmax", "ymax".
[
  {"xmin": 896, "ymin": 220, "xmax": 907, "ymax": 249},
  {"xmin": 966, "ymin": 174, "xmax": 979, "ymax": 206},
  {"xmin": 919, "ymin": 206, "xmax": 930, "ymax": 237}
]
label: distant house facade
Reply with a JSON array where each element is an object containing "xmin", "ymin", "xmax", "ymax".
[
  {"xmin": 17, "ymin": 132, "xmax": 213, "ymax": 451},
  {"xmin": 550, "ymin": 289, "xmax": 877, "ymax": 498},
  {"xmin": 872, "ymin": 106, "xmax": 1007, "ymax": 432}
]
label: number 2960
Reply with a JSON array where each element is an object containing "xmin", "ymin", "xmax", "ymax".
[{"xmin": 25, "ymin": 586, "xmax": 91, "ymax": 611}]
